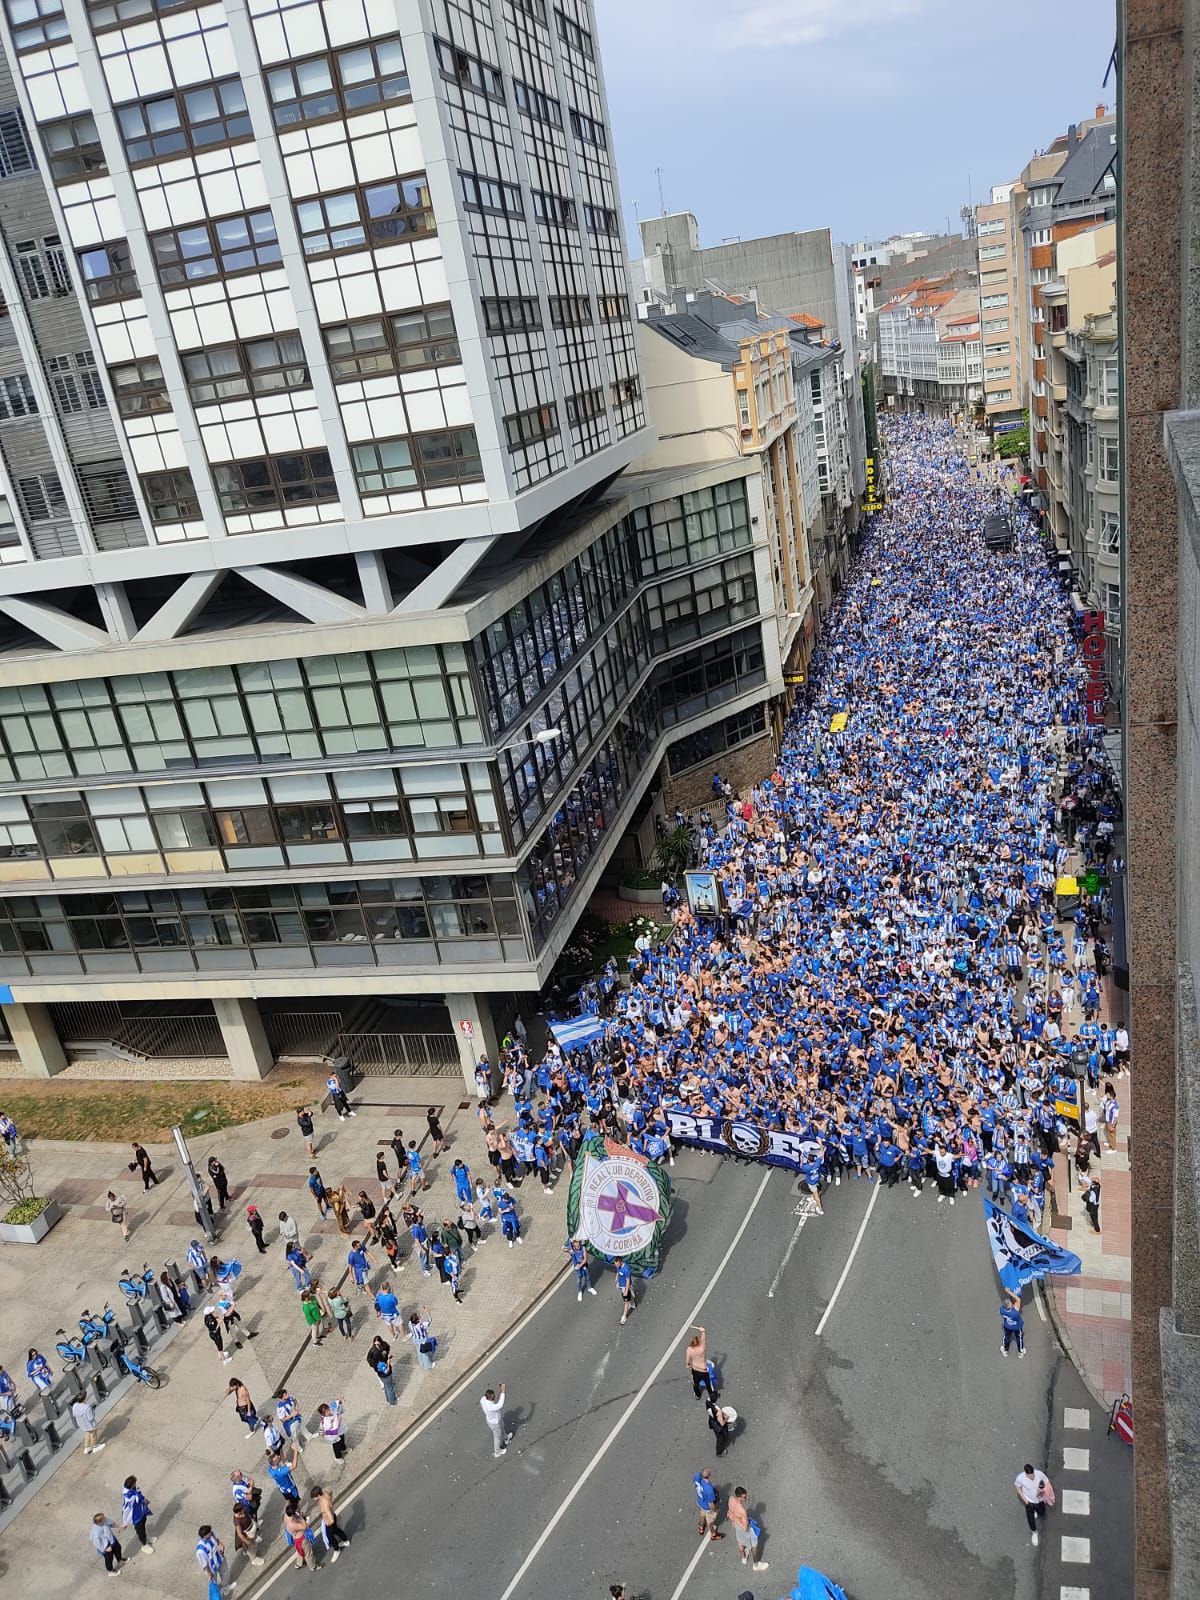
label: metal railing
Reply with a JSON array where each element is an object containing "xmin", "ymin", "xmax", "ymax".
[
  {"xmin": 262, "ymin": 1010, "xmax": 343, "ymax": 1058},
  {"xmin": 336, "ymin": 1030, "xmax": 460, "ymax": 1075}
]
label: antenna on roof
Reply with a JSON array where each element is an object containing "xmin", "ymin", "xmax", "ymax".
[{"xmin": 656, "ymin": 166, "xmax": 667, "ymax": 217}]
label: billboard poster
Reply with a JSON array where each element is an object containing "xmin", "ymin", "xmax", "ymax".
[{"xmin": 684, "ymin": 870, "xmax": 722, "ymax": 917}]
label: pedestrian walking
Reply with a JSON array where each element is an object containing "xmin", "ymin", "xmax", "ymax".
[
  {"xmin": 446, "ymin": 1246, "xmax": 463, "ymax": 1303},
  {"xmin": 311, "ymin": 1485, "xmax": 351, "ymax": 1559},
  {"xmin": 278, "ymin": 1210, "xmax": 300, "ymax": 1250},
  {"xmin": 375, "ymin": 1149, "xmax": 391, "ymax": 1193},
  {"xmin": 196, "ymin": 1526, "xmax": 234, "ymax": 1594},
  {"xmin": 357, "ymin": 1188, "xmax": 376, "ymax": 1225},
  {"xmin": 315, "ymin": 1399, "xmax": 347, "ymax": 1460},
  {"xmin": 1014, "ymin": 1461, "xmax": 1054, "ymax": 1545},
  {"xmin": 208, "ymin": 1155, "xmax": 231, "ymax": 1210},
  {"xmin": 296, "ymin": 1106, "xmax": 317, "ymax": 1157},
  {"xmin": 452, "ymin": 1158, "xmax": 473, "ymax": 1206},
  {"xmin": 230, "ymin": 1468, "xmax": 263, "ymax": 1527},
  {"xmin": 246, "ymin": 1203, "xmax": 268, "ymax": 1254},
  {"xmin": 192, "ymin": 1179, "xmax": 215, "ymax": 1232},
  {"xmin": 266, "ymin": 1450, "xmax": 301, "ymax": 1502},
  {"xmin": 285, "ymin": 1242, "xmax": 312, "ymax": 1292},
  {"xmin": 301, "ymin": 1290, "xmax": 326, "ymax": 1345},
  {"xmin": 617, "ymin": 1259, "xmax": 635, "ymax": 1325},
  {"xmin": 229, "ymin": 1376, "xmax": 260, "ymax": 1436},
  {"xmin": 232, "ymin": 1500, "xmax": 265, "ymax": 1567},
  {"xmin": 347, "ymin": 1238, "xmax": 373, "ymax": 1291},
  {"xmin": 90, "ymin": 1512, "xmax": 125, "ymax": 1575},
  {"xmin": 27, "ymin": 1349, "xmax": 53, "ymax": 1394},
  {"xmin": 498, "ymin": 1189, "xmax": 524, "ymax": 1247},
  {"xmin": 72, "ymin": 1394, "xmax": 105, "ymax": 1454},
  {"xmin": 326, "ymin": 1070, "xmax": 354, "ymax": 1120},
  {"xmin": 407, "ymin": 1307, "xmax": 437, "ymax": 1369},
  {"xmin": 105, "ymin": 1189, "xmax": 130, "ymax": 1242},
  {"xmin": 188, "ymin": 1237, "xmax": 215, "ymax": 1290},
  {"xmin": 157, "ymin": 1270, "xmax": 186, "ymax": 1323},
  {"xmin": 480, "ymin": 1382, "xmax": 512, "ymax": 1458},
  {"xmin": 203, "ymin": 1306, "xmax": 229, "ymax": 1364},
  {"xmin": 1102, "ymin": 1082, "xmax": 1121, "ymax": 1152},
  {"xmin": 330, "ymin": 1183, "xmax": 352, "ymax": 1234},
  {"xmin": 120, "ymin": 1475, "xmax": 155, "ymax": 1553},
  {"xmin": 373, "ymin": 1280, "xmax": 404, "ymax": 1337},
  {"xmin": 685, "ymin": 1326, "xmax": 716, "ymax": 1398},
  {"xmin": 999, "ymin": 1292, "xmax": 1026, "ymax": 1358},
  {"xmin": 406, "ymin": 1140, "xmax": 431, "ymax": 1196},
  {"xmin": 307, "ymin": 1166, "xmax": 329, "ymax": 1220},
  {"xmin": 216, "ymin": 1285, "xmax": 246, "ymax": 1351},
  {"xmin": 565, "ymin": 1237, "xmax": 598, "ymax": 1301},
  {"xmin": 706, "ymin": 1396, "xmax": 733, "ymax": 1457},
  {"xmin": 329, "ymin": 1290, "xmax": 353, "ymax": 1340},
  {"xmin": 130, "ymin": 1142, "xmax": 158, "ymax": 1190},
  {"xmin": 367, "ymin": 1337, "xmax": 396, "ymax": 1404},
  {"xmin": 274, "ymin": 1388, "xmax": 304, "ymax": 1448},
  {"xmin": 1083, "ymin": 1174, "xmax": 1102, "ymax": 1233},
  {"xmin": 389, "ymin": 1128, "xmax": 407, "ymax": 1174},
  {"xmin": 426, "ymin": 1107, "xmax": 448, "ymax": 1155},
  {"xmin": 283, "ymin": 1499, "xmax": 317, "ymax": 1570},
  {"xmin": 727, "ymin": 1486, "xmax": 768, "ymax": 1572},
  {"xmin": 693, "ymin": 1468, "xmax": 725, "ymax": 1540}
]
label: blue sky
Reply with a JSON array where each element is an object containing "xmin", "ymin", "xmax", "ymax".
[{"xmin": 594, "ymin": 0, "xmax": 1116, "ymax": 253}]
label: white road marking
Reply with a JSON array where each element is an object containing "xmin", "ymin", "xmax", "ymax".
[
  {"xmin": 767, "ymin": 1199, "xmax": 819, "ymax": 1298},
  {"xmin": 1061, "ymin": 1489, "xmax": 1090, "ymax": 1516},
  {"xmin": 814, "ymin": 1179, "xmax": 881, "ymax": 1337},
  {"xmin": 243, "ymin": 1265, "xmax": 574, "ymax": 1598},
  {"xmin": 1061, "ymin": 1588, "xmax": 1091, "ymax": 1600},
  {"xmin": 492, "ymin": 1167, "xmax": 775, "ymax": 1600},
  {"xmin": 1061, "ymin": 1535, "xmax": 1092, "ymax": 1563},
  {"xmin": 666, "ymin": 1534, "xmax": 715, "ymax": 1600},
  {"xmin": 1064, "ymin": 1406, "xmax": 1091, "ymax": 1430},
  {"xmin": 1062, "ymin": 1446, "xmax": 1090, "ymax": 1472}
]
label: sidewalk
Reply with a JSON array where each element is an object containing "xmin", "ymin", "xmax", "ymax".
[{"xmin": 0, "ymin": 1077, "xmax": 567, "ymax": 1599}]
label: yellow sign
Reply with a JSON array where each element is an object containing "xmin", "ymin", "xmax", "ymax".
[
  {"xmin": 871, "ymin": 578, "xmax": 882, "ymax": 586},
  {"xmin": 784, "ymin": 674, "xmax": 806, "ymax": 685},
  {"xmin": 829, "ymin": 712, "xmax": 849, "ymax": 732},
  {"xmin": 1053, "ymin": 1082, "xmax": 1083, "ymax": 1123},
  {"xmin": 864, "ymin": 454, "xmax": 885, "ymax": 514},
  {"xmin": 1055, "ymin": 875, "xmax": 1079, "ymax": 897}
]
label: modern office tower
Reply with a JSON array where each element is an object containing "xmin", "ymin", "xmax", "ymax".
[{"xmin": 0, "ymin": 1, "xmax": 783, "ymax": 1086}]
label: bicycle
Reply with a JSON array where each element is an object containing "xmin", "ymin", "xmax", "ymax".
[
  {"xmin": 78, "ymin": 1305, "xmax": 116, "ymax": 1343},
  {"xmin": 54, "ymin": 1328, "xmax": 89, "ymax": 1369},
  {"xmin": 118, "ymin": 1265, "xmax": 156, "ymax": 1304},
  {"xmin": 0, "ymin": 1392, "xmax": 38, "ymax": 1445},
  {"xmin": 109, "ymin": 1338, "xmax": 162, "ymax": 1389}
]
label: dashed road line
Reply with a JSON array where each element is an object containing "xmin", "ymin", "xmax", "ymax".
[
  {"xmin": 1061, "ymin": 1536, "xmax": 1092, "ymax": 1564},
  {"xmin": 1062, "ymin": 1446, "xmax": 1090, "ymax": 1471},
  {"xmin": 1063, "ymin": 1406, "xmax": 1090, "ymax": 1430},
  {"xmin": 1061, "ymin": 1489, "xmax": 1090, "ymax": 1516}
]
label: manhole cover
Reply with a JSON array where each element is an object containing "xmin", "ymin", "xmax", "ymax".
[{"xmin": 270, "ymin": 1127, "xmax": 290, "ymax": 1141}]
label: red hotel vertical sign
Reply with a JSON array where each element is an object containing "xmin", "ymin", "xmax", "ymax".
[{"xmin": 1082, "ymin": 609, "xmax": 1107, "ymax": 724}]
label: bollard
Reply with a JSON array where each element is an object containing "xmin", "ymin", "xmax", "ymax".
[
  {"xmin": 129, "ymin": 1323, "xmax": 149, "ymax": 1356},
  {"xmin": 128, "ymin": 1300, "xmax": 146, "ymax": 1336},
  {"xmin": 91, "ymin": 1367, "xmax": 109, "ymax": 1401},
  {"xmin": 40, "ymin": 1387, "xmax": 63, "ymax": 1422},
  {"xmin": 18, "ymin": 1417, "xmax": 39, "ymax": 1447},
  {"xmin": 43, "ymin": 1419, "xmax": 62, "ymax": 1453},
  {"xmin": 16, "ymin": 1447, "xmax": 36, "ymax": 1482}
]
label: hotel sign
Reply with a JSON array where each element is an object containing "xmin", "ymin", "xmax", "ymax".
[
  {"xmin": 1082, "ymin": 609, "xmax": 1107, "ymax": 725},
  {"xmin": 864, "ymin": 455, "xmax": 884, "ymax": 513}
]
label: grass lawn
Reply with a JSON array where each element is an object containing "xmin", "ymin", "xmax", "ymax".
[{"xmin": 0, "ymin": 1065, "xmax": 325, "ymax": 1143}]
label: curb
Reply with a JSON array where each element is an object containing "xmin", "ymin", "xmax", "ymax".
[
  {"xmin": 1038, "ymin": 1276, "xmax": 1108, "ymax": 1411},
  {"xmin": 243, "ymin": 1259, "xmax": 571, "ymax": 1596}
]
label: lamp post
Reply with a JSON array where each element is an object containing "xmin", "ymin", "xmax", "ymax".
[{"xmin": 495, "ymin": 726, "xmax": 564, "ymax": 755}]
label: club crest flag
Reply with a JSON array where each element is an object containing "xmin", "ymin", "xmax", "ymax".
[
  {"xmin": 565, "ymin": 1130, "xmax": 672, "ymax": 1278},
  {"xmin": 982, "ymin": 1195, "xmax": 1082, "ymax": 1292}
]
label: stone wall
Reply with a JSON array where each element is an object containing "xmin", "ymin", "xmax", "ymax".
[{"xmin": 661, "ymin": 732, "xmax": 777, "ymax": 813}]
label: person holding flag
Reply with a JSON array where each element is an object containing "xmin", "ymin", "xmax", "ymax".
[{"xmin": 999, "ymin": 1291, "xmax": 1026, "ymax": 1358}]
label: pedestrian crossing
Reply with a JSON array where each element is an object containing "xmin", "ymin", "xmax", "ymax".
[{"xmin": 1057, "ymin": 1405, "xmax": 1093, "ymax": 1597}]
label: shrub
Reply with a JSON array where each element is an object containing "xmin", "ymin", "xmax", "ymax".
[{"xmin": 3, "ymin": 1195, "xmax": 51, "ymax": 1226}]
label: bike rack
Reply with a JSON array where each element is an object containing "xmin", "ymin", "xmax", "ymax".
[{"xmin": 42, "ymin": 1420, "xmax": 62, "ymax": 1453}]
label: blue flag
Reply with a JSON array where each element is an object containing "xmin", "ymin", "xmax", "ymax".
[{"xmin": 983, "ymin": 1196, "xmax": 1082, "ymax": 1291}]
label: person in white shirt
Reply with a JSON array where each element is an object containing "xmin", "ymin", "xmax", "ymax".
[
  {"xmin": 1083, "ymin": 1101, "xmax": 1101, "ymax": 1158},
  {"xmin": 1014, "ymin": 1463, "xmax": 1051, "ymax": 1545},
  {"xmin": 1115, "ymin": 1025, "xmax": 1130, "ymax": 1071},
  {"xmin": 480, "ymin": 1383, "xmax": 512, "ymax": 1459}
]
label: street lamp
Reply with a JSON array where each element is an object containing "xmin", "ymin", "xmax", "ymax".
[{"xmin": 496, "ymin": 726, "xmax": 563, "ymax": 754}]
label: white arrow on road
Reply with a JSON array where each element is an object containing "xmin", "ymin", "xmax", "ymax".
[{"xmin": 767, "ymin": 1197, "xmax": 820, "ymax": 1299}]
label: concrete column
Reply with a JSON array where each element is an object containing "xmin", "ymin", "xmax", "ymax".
[
  {"xmin": 444, "ymin": 991, "xmax": 499, "ymax": 1095},
  {"xmin": 213, "ymin": 997, "xmax": 274, "ymax": 1081},
  {"xmin": 5, "ymin": 1003, "xmax": 67, "ymax": 1078}
]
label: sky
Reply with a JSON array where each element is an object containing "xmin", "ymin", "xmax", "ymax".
[{"xmin": 594, "ymin": 0, "xmax": 1116, "ymax": 255}]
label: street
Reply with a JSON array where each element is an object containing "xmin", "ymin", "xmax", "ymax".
[{"xmin": 248, "ymin": 1150, "xmax": 1132, "ymax": 1600}]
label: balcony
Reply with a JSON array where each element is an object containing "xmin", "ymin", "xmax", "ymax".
[
  {"xmin": 1031, "ymin": 244, "xmax": 1054, "ymax": 271},
  {"xmin": 1052, "ymin": 381, "xmax": 1067, "ymax": 403},
  {"xmin": 1034, "ymin": 394, "xmax": 1049, "ymax": 419},
  {"xmin": 1034, "ymin": 358, "xmax": 1046, "ymax": 382}
]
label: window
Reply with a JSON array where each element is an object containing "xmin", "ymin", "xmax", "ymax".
[
  {"xmin": 296, "ymin": 176, "xmax": 434, "ymax": 257},
  {"xmin": 140, "ymin": 467, "xmax": 199, "ymax": 522},
  {"xmin": 0, "ymin": 373, "xmax": 37, "ymax": 420},
  {"xmin": 46, "ymin": 351, "xmax": 105, "ymax": 414},
  {"xmin": 213, "ymin": 451, "xmax": 337, "ymax": 516},
  {"xmin": 16, "ymin": 471, "xmax": 65, "ymax": 522},
  {"xmin": 77, "ymin": 240, "xmax": 136, "ymax": 303},
  {"xmin": 737, "ymin": 387, "xmax": 750, "ymax": 429},
  {"xmin": 565, "ymin": 387, "xmax": 604, "ymax": 426},
  {"xmin": 598, "ymin": 293, "xmax": 630, "ymax": 321},
  {"xmin": 988, "ymin": 388, "xmax": 1013, "ymax": 402},
  {"xmin": 1031, "ymin": 226, "xmax": 1052, "ymax": 245},
  {"xmin": 555, "ymin": 7, "xmax": 593, "ymax": 57},
  {"xmin": 504, "ymin": 402, "xmax": 558, "ymax": 450},
  {"xmin": 182, "ymin": 333, "xmax": 310, "ymax": 406},
  {"xmin": 1100, "ymin": 359, "xmax": 1119, "ymax": 405},
  {"xmin": 1101, "ymin": 581, "xmax": 1121, "ymax": 624},
  {"xmin": 582, "ymin": 203, "xmax": 617, "ymax": 235},
  {"xmin": 1099, "ymin": 436, "xmax": 1120, "ymax": 482},
  {"xmin": 15, "ymin": 235, "xmax": 69, "ymax": 299},
  {"xmin": 569, "ymin": 108, "xmax": 606, "ymax": 148},
  {"xmin": 40, "ymin": 113, "xmax": 107, "ymax": 182},
  {"xmin": 109, "ymin": 357, "xmax": 169, "ymax": 417},
  {"xmin": 611, "ymin": 375, "xmax": 641, "ymax": 408},
  {"xmin": 548, "ymin": 294, "xmax": 591, "ymax": 327},
  {"xmin": 983, "ymin": 318, "xmax": 1010, "ymax": 334},
  {"xmin": 1098, "ymin": 511, "xmax": 1121, "ymax": 555},
  {"xmin": 323, "ymin": 304, "xmax": 458, "ymax": 380},
  {"xmin": 980, "ymin": 293, "xmax": 1009, "ymax": 310},
  {"xmin": 433, "ymin": 37, "xmax": 503, "ymax": 98},
  {"xmin": 151, "ymin": 210, "xmax": 281, "ymax": 286},
  {"xmin": 511, "ymin": 0, "xmax": 546, "ymax": 17},
  {"xmin": 4, "ymin": 0, "xmax": 68, "ymax": 52},
  {"xmin": 264, "ymin": 36, "xmax": 409, "ymax": 128},
  {"xmin": 531, "ymin": 189, "xmax": 575, "ymax": 227},
  {"xmin": 513, "ymin": 79, "xmax": 561, "ymax": 126},
  {"xmin": 352, "ymin": 427, "xmax": 482, "ymax": 493},
  {"xmin": 460, "ymin": 170, "xmax": 522, "ymax": 216},
  {"xmin": 482, "ymin": 296, "xmax": 541, "ymax": 333},
  {"xmin": 1031, "ymin": 186, "xmax": 1053, "ymax": 206},
  {"xmin": 76, "ymin": 459, "xmax": 136, "ymax": 525},
  {"xmin": 978, "ymin": 243, "xmax": 1006, "ymax": 261},
  {"xmin": 0, "ymin": 106, "xmax": 35, "ymax": 176},
  {"xmin": 84, "ymin": 0, "xmax": 206, "ymax": 29},
  {"xmin": 30, "ymin": 797, "xmax": 96, "ymax": 857},
  {"xmin": 977, "ymin": 218, "xmax": 1004, "ymax": 236},
  {"xmin": 116, "ymin": 79, "xmax": 250, "ymax": 164}
]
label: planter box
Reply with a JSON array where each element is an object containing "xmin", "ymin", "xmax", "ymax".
[
  {"xmin": 0, "ymin": 1197, "xmax": 62, "ymax": 1244},
  {"xmin": 618, "ymin": 884, "xmax": 661, "ymax": 905}
]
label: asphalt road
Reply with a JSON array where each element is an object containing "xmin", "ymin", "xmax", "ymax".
[{"xmin": 247, "ymin": 1149, "xmax": 1132, "ymax": 1600}]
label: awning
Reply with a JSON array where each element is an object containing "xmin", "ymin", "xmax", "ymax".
[{"xmin": 549, "ymin": 1013, "xmax": 607, "ymax": 1051}]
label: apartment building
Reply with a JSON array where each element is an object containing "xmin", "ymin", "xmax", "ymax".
[
  {"xmin": 975, "ymin": 183, "xmax": 1025, "ymax": 431},
  {"xmin": 876, "ymin": 279, "xmax": 981, "ymax": 415},
  {"xmin": 0, "ymin": 0, "xmax": 788, "ymax": 1088}
]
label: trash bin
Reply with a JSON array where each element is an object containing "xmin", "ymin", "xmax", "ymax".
[{"xmin": 326, "ymin": 1055, "xmax": 356, "ymax": 1095}]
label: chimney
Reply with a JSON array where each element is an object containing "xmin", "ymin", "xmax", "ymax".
[{"xmin": 1095, "ymin": 102, "xmax": 1106, "ymax": 119}]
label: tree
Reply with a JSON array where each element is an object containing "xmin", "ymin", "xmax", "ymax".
[{"xmin": 655, "ymin": 824, "xmax": 693, "ymax": 881}]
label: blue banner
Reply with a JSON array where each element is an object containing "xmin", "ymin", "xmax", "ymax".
[{"xmin": 983, "ymin": 1196, "xmax": 1082, "ymax": 1291}]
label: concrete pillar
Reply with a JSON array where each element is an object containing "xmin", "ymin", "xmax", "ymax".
[
  {"xmin": 444, "ymin": 991, "xmax": 499, "ymax": 1095},
  {"xmin": 213, "ymin": 997, "xmax": 274, "ymax": 1081},
  {"xmin": 5, "ymin": 1002, "xmax": 67, "ymax": 1078}
]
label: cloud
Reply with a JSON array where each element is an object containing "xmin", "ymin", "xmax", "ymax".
[{"xmin": 717, "ymin": 0, "xmax": 927, "ymax": 48}]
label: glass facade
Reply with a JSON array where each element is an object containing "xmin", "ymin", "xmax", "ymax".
[
  {"xmin": 0, "ymin": 644, "xmax": 481, "ymax": 783},
  {"xmin": 666, "ymin": 704, "xmax": 768, "ymax": 776},
  {"xmin": 0, "ymin": 874, "xmax": 526, "ymax": 977}
]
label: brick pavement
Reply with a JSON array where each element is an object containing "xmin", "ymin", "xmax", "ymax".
[{"xmin": 0, "ymin": 1077, "xmax": 568, "ymax": 1600}]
